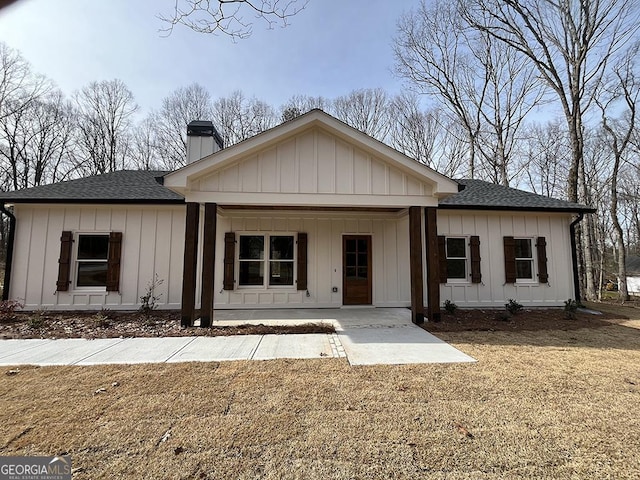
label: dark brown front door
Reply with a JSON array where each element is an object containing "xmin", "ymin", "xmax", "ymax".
[{"xmin": 343, "ymin": 235, "xmax": 372, "ymax": 305}]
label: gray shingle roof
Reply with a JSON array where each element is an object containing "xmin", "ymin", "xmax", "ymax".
[
  {"xmin": 0, "ymin": 170, "xmax": 184, "ymax": 204},
  {"xmin": 439, "ymin": 179, "xmax": 594, "ymax": 212},
  {"xmin": 1, "ymin": 171, "xmax": 593, "ymax": 213}
]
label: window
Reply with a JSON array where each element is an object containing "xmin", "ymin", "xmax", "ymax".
[
  {"xmin": 514, "ymin": 238, "xmax": 534, "ymax": 281},
  {"xmin": 445, "ymin": 237, "xmax": 467, "ymax": 280},
  {"xmin": 439, "ymin": 235, "xmax": 481, "ymax": 284},
  {"xmin": 238, "ymin": 234, "xmax": 295, "ymax": 287},
  {"xmin": 76, "ymin": 234, "xmax": 109, "ymax": 287}
]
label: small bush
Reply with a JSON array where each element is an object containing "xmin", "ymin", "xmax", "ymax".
[
  {"xmin": 27, "ymin": 310, "xmax": 48, "ymax": 329},
  {"xmin": 0, "ymin": 299, "xmax": 23, "ymax": 322},
  {"xmin": 443, "ymin": 299, "xmax": 458, "ymax": 314},
  {"xmin": 139, "ymin": 274, "xmax": 164, "ymax": 317},
  {"xmin": 564, "ymin": 299, "xmax": 579, "ymax": 319},
  {"xmin": 90, "ymin": 312, "xmax": 111, "ymax": 328},
  {"xmin": 505, "ymin": 299, "xmax": 523, "ymax": 315}
]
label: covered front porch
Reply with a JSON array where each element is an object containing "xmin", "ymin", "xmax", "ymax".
[
  {"xmin": 178, "ymin": 204, "xmax": 443, "ymax": 328},
  {"xmin": 162, "ymin": 110, "xmax": 460, "ymax": 327}
]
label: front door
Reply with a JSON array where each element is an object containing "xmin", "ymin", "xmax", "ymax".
[{"xmin": 343, "ymin": 235, "xmax": 372, "ymax": 305}]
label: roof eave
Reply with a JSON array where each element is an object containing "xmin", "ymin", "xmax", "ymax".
[
  {"xmin": 438, "ymin": 204, "xmax": 596, "ymax": 213},
  {"xmin": 0, "ymin": 198, "xmax": 185, "ymax": 205}
]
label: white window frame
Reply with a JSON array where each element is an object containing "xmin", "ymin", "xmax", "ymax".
[
  {"xmin": 445, "ymin": 236, "xmax": 469, "ymax": 283},
  {"xmin": 514, "ymin": 237, "xmax": 536, "ymax": 283},
  {"xmin": 237, "ymin": 232, "xmax": 297, "ymax": 289},
  {"xmin": 73, "ymin": 232, "xmax": 110, "ymax": 291}
]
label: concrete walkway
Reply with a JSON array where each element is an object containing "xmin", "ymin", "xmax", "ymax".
[{"xmin": 0, "ymin": 308, "xmax": 475, "ymax": 366}]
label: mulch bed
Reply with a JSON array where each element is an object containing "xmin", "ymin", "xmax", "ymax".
[
  {"xmin": 423, "ymin": 307, "xmax": 618, "ymax": 333},
  {"xmin": 0, "ymin": 305, "xmax": 625, "ymax": 339},
  {"xmin": 0, "ymin": 310, "xmax": 335, "ymax": 340}
]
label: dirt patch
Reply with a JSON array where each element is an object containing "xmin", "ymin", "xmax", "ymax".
[
  {"xmin": 423, "ymin": 306, "xmax": 616, "ymax": 333},
  {"xmin": 0, "ymin": 310, "xmax": 334, "ymax": 340}
]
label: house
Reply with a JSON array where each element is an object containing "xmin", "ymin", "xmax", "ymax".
[
  {"xmin": 0, "ymin": 110, "xmax": 594, "ymax": 326},
  {"xmin": 626, "ymin": 255, "xmax": 640, "ymax": 295}
]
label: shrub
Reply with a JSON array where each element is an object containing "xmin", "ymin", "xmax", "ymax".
[
  {"xmin": 505, "ymin": 299, "xmax": 523, "ymax": 315},
  {"xmin": 139, "ymin": 274, "xmax": 164, "ymax": 317},
  {"xmin": 91, "ymin": 312, "xmax": 111, "ymax": 328},
  {"xmin": 443, "ymin": 299, "xmax": 458, "ymax": 314},
  {"xmin": 0, "ymin": 299, "xmax": 23, "ymax": 322},
  {"xmin": 27, "ymin": 310, "xmax": 47, "ymax": 329},
  {"xmin": 564, "ymin": 299, "xmax": 579, "ymax": 319}
]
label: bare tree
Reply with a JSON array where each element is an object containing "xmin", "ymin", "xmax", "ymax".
[
  {"xmin": 155, "ymin": 83, "xmax": 214, "ymax": 169},
  {"xmin": 159, "ymin": 0, "xmax": 308, "ymax": 39},
  {"xmin": 0, "ymin": 89, "xmax": 76, "ymax": 190},
  {"xmin": 332, "ymin": 88, "xmax": 394, "ymax": 142},
  {"xmin": 131, "ymin": 115, "xmax": 160, "ymax": 171},
  {"xmin": 394, "ymin": 0, "xmax": 481, "ymax": 177},
  {"xmin": 470, "ymin": 34, "xmax": 545, "ymax": 186},
  {"xmin": 280, "ymin": 94, "xmax": 330, "ymax": 122},
  {"xmin": 212, "ymin": 90, "xmax": 276, "ymax": 146},
  {"xmin": 73, "ymin": 79, "xmax": 138, "ymax": 175},
  {"xmin": 522, "ymin": 121, "xmax": 570, "ymax": 198},
  {"xmin": 388, "ymin": 92, "xmax": 442, "ymax": 167},
  {"xmin": 22, "ymin": 91, "xmax": 77, "ymax": 185},
  {"xmin": 0, "ymin": 42, "xmax": 50, "ymax": 122},
  {"xmin": 462, "ymin": 0, "xmax": 640, "ymax": 203},
  {"xmin": 595, "ymin": 46, "xmax": 640, "ymax": 301},
  {"xmin": 394, "ymin": 0, "xmax": 544, "ymax": 184}
]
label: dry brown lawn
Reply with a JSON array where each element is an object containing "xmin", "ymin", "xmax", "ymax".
[{"xmin": 1, "ymin": 305, "xmax": 639, "ymax": 479}]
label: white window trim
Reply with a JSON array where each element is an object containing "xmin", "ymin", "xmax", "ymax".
[
  {"xmin": 236, "ymin": 232, "xmax": 297, "ymax": 289},
  {"xmin": 445, "ymin": 236, "xmax": 470, "ymax": 284},
  {"xmin": 514, "ymin": 237, "xmax": 537, "ymax": 284},
  {"xmin": 73, "ymin": 231, "xmax": 110, "ymax": 291}
]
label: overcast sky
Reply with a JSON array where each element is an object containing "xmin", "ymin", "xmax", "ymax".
[{"xmin": 0, "ymin": 0, "xmax": 417, "ymax": 115}]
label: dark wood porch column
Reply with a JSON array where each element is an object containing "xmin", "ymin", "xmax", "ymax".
[
  {"xmin": 181, "ymin": 202, "xmax": 200, "ymax": 327},
  {"xmin": 409, "ymin": 206, "xmax": 425, "ymax": 324},
  {"xmin": 199, "ymin": 203, "xmax": 217, "ymax": 328},
  {"xmin": 424, "ymin": 207, "xmax": 441, "ymax": 322}
]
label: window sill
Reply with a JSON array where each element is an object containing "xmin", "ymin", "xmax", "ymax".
[{"xmin": 237, "ymin": 286, "xmax": 297, "ymax": 290}]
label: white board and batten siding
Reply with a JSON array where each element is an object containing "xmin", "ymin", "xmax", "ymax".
[
  {"xmin": 214, "ymin": 211, "xmax": 411, "ymax": 309},
  {"xmin": 10, "ymin": 204, "xmax": 185, "ymax": 310},
  {"xmin": 437, "ymin": 210, "xmax": 575, "ymax": 307},
  {"xmin": 188, "ymin": 128, "xmax": 437, "ymax": 207}
]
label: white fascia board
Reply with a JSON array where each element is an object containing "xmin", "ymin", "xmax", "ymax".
[{"xmin": 184, "ymin": 191, "xmax": 440, "ymax": 208}]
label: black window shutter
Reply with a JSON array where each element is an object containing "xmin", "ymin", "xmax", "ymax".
[
  {"xmin": 470, "ymin": 236, "xmax": 482, "ymax": 284},
  {"xmin": 297, "ymin": 233, "xmax": 308, "ymax": 290},
  {"xmin": 504, "ymin": 236, "xmax": 516, "ymax": 283},
  {"xmin": 106, "ymin": 232, "xmax": 122, "ymax": 292},
  {"xmin": 536, "ymin": 236, "xmax": 549, "ymax": 283},
  {"xmin": 56, "ymin": 231, "xmax": 73, "ymax": 292},
  {"xmin": 437, "ymin": 235, "xmax": 447, "ymax": 283},
  {"xmin": 223, "ymin": 232, "xmax": 235, "ymax": 290}
]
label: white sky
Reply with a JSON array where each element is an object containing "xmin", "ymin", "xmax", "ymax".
[{"xmin": 0, "ymin": 0, "xmax": 417, "ymax": 115}]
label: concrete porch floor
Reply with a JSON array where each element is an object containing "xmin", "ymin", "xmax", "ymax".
[
  {"xmin": 208, "ymin": 307, "xmax": 475, "ymax": 365},
  {"xmin": 0, "ymin": 308, "xmax": 475, "ymax": 366}
]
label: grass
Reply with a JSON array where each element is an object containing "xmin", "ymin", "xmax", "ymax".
[{"xmin": 1, "ymin": 308, "xmax": 639, "ymax": 478}]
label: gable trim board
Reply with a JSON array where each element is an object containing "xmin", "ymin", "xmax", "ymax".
[{"xmin": 0, "ymin": 110, "xmax": 593, "ymax": 318}]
